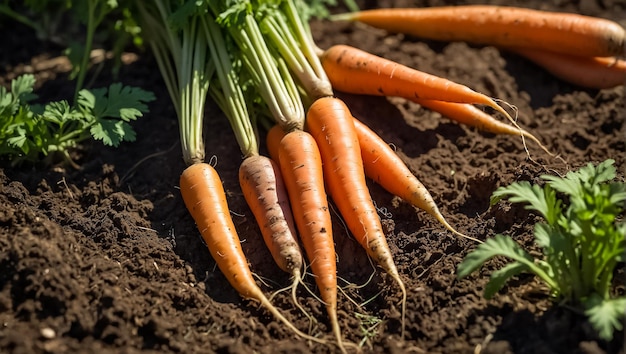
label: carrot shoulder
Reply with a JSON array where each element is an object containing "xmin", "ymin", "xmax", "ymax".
[
  {"xmin": 337, "ymin": 5, "xmax": 625, "ymax": 58},
  {"xmin": 266, "ymin": 125, "xmax": 283, "ymax": 167},
  {"xmin": 321, "ymin": 44, "xmax": 514, "ymax": 120},
  {"xmin": 305, "ymin": 97, "xmax": 407, "ymax": 337}
]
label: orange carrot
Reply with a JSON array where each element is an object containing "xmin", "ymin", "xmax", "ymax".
[
  {"xmin": 411, "ymin": 98, "xmax": 552, "ymax": 155},
  {"xmin": 319, "ymin": 44, "xmax": 554, "ymax": 159},
  {"xmin": 179, "ymin": 162, "xmax": 326, "ymax": 344},
  {"xmin": 504, "ymin": 46, "xmax": 626, "ymax": 89},
  {"xmin": 352, "ymin": 117, "xmax": 482, "ymax": 244},
  {"xmin": 334, "ymin": 6, "xmax": 625, "ymax": 57},
  {"xmin": 265, "ymin": 125, "xmax": 283, "ymax": 167},
  {"xmin": 274, "ymin": 128, "xmax": 347, "ymax": 353},
  {"xmin": 305, "ymin": 97, "xmax": 407, "ymax": 337},
  {"xmin": 239, "ymin": 155, "xmax": 304, "ymax": 306},
  {"xmin": 320, "ymin": 44, "xmax": 515, "ymax": 121}
]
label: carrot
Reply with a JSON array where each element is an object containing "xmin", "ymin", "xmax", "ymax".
[
  {"xmin": 201, "ymin": 12, "xmax": 313, "ymax": 319},
  {"xmin": 238, "ymin": 155, "xmax": 305, "ymax": 309},
  {"xmin": 352, "ymin": 116, "xmax": 482, "ymax": 244},
  {"xmin": 411, "ymin": 98, "xmax": 553, "ymax": 156},
  {"xmin": 504, "ymin": 46, "xmax": 626, "ymax": 89},
  {"xmin": 274, "ymin": 128, "xmax": 347, "ymax": 353},
  {"xmin": 180, "ymin": 162, "xmax": 327, "ymax": 345},
  {"xmin": 305, "ymin": 96, "xmax": 407, "ymax": 337},
  {"xmin": 154, "ymin": 4, "xmax": 325, "ymax": 347},
  {"xmin": 333, "ymin": 5, "xmax": 626, "ymax": 58},
  {"xmin": 320, "ymin": 44, "xmax": 515, "ymax": 121},
  {"xmin": 265, "ymin": 124, "xmax": 283, "ymax": 167},
  {"xmin": 239, "ymin": 155, "xmax": 301, "ymax": 276},
  {"xmin": 319, "ymin": 44, "xmax": 554, "ymax": 159}
]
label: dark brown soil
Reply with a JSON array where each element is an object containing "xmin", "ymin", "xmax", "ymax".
[{"xmin": 1, "ymin": 1, "xmax": 625, "ymax": 353}]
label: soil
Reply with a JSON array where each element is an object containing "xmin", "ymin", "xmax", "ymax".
[{"xmin": 1, "ymin": 0, "xmax": 625, "ymax": 353}]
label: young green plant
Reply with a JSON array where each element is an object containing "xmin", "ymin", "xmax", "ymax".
[
  {"xmin": 0, "ymin": 0, "xmax": 129, "ymax": 100},
  {"xmin": 0, "ymin": 74, "xmax": 154, "ymax": 167},
  {"xmin": 68, "ymin": 0, "xmax": 120, "ymax": 101},
  {"xmin": 457, "ymin": 159, "xmax": 626, "ymax": 341}
]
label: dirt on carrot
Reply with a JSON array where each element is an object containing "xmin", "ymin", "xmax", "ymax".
[{"xmin": 238, "ymin": 155, "xmax": 305, "ymax": 306}]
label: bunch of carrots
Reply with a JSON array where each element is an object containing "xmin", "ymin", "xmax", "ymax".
[{"xmin": 136, "ymin": 1, "xmax": 625, "ymax": 352}]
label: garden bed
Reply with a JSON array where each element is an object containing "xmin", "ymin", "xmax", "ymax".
[{"xmin": 1, "ymin": 0, "xmax": 624, "ymax": 353}]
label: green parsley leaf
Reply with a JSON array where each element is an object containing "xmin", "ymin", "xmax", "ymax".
[
  {"xmin": 84, "ymin": 83, "xmax": 155, "ymax": 121},
  {"xmin": 460, "ymin": 159, "xmax": 626, "ymax": 340},
  {"xmin": 0, "ymin": 74, "xmax": 154, "ymax": 166},
  {"xmin": 585, "ymin": 294, "xmax": 626, "ymax": 341}
]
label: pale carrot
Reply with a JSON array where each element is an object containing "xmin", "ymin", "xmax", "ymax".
[
  {"xmin": 305, "ymin": 96, "xmax": 407, "ymax": 337},
  {"xmin": 351, "ymin": 117, "xmax": 482, "ymax": 244},
  {"xmin": 320, "ymin": 44, "xmax": 515, "ymax": 121},
  {"xmin": 504, "ymin": 46, "xmax": 626, "ymax": 89},
  {"xmin": 333, "ymin": 6, "xmax": 626, "ymax": 57},
  {"xmin": 239, "ymin": 155, "xmax": 305, "ymax": 308},
  {"xmin": 275, "ymin": 128, "xmax": 347, "ymax": 354},
  {"xmin": 179, "ymin": 162, "xmax": 327, "ymax": 345}
]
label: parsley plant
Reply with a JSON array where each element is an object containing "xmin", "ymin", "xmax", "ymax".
[{"xmin": 0, "ymin": 74, "xmax": 155, "ymax": 167}]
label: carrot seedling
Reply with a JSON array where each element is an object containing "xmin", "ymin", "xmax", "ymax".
[
  {"xmin": 458, "ymin": 159, "xmax": 626, "ymax": 341},
  {"xmin": 2, "ymin": 0, "xmax": 130, "ymax": 101}
]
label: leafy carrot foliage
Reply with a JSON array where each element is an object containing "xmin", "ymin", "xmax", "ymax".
[{"xmin": 458, "ymin": 159, "xmax": 626, "ymax": 341}]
